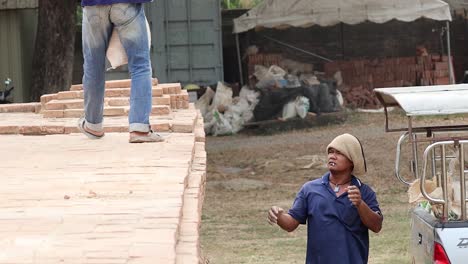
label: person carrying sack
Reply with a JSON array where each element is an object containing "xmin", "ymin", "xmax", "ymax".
[{"xmin": 79, "ymin": 0, "xmax": 164, "ymax": 143}]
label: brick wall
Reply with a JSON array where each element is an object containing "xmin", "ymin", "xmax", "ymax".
[{"xmin": 324, "ymin": 55, "xmax": 451, "ymax": 108}]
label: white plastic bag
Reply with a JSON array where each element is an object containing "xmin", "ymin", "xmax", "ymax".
[
  {"xmin": 239, "ymin": 86, "xmax": 260, "ymax": 106},
  {"xmin": 282, "ymin": 100, "xmax": 297, "ymax": 120},
  {"xmin": 211, "ymin": 82, "xmax": 233, "ymax": 113},
  {"xmin": 195, "ymin": 86, "xmax": 215, "ymax": 118},
  {"xmin": 106, "ymin": 19, "xmax": 151, "ymax": 70},
  {"xmin": 295, "ymin": 96, "xmax": 310, "ymax": 119},
  {"xmin": 212, "ymin": 110, "xmax": 233, "ymax": 136},
  {"xmin": 225, "ymin": 98, "xmax": 250, "ymax": 133}
]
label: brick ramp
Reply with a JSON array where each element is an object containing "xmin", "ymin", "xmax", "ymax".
[
  {"xmin": 0, "ymin": 106, "xmax": 198, "ymax": 135},
  {"xmin": 0, "ymin": 134, "xmax": 206, "ymax": 263},
  {"xmin": 0, "ymin": 79, "xmax": 191, "ymax": 136},
  {"xmin": 0, "ymin": 113, "xmax": 206, "ymax": 263}
]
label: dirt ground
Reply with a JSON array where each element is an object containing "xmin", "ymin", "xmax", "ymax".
[{"xmin": 200, "ymin": 111, "xmax": 468, "ymax": 264}]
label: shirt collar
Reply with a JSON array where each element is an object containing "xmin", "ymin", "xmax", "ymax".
[{"xmin": 321, "ymin": 172, "xmax": 362, "ymax": 187}]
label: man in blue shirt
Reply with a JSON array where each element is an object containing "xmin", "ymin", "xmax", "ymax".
[
  {"xmin": 268, "ymin": 133, "xmax": 383, "ymax": 264},
  {"xmin": 78, "ymin": 0, "xmax": 164, "ymax": 143}
]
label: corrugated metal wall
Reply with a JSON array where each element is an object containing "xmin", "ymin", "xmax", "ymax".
[
  {"xmin": 146, "ymin": 0, "xmax": 223, "ymax": 86},
  {"xmin": 0, "ymin": 9, "xmax": 37, "ymax": 103}
]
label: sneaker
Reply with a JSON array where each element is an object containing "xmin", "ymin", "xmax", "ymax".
[
  {"xmin": 78, "ymin": 117, "xmax": 104, "ymax": 139},
  {"xmin": 129, "ymin": 131, "xmax": 165, "ymax": 143}
]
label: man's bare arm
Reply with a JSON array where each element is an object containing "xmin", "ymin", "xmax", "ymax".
[{"xmin": 268, "ymin": 206, "xmax": 300, "ymax": 232}]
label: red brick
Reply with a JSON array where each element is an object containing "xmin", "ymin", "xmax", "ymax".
[
  {"xmin": 151, "ymin": 123, "xmax": 171, "ymax": 132},
  {"xmin": 57, "ymin": 91, "xmax": 81, "ymax": 100},
  {"xmin": 176, "ymin": 96, "xmax": 183, "ymax": 109},
  {"xmin": 70, "ymin": 84, "xmax": 83, "ymax": 91},
  {"xmin": 34, "ymin": 104, "xmax": 42, "ymax": 113},
  {"xmin": 63, "ymin": 109, "xmax": 84, "ymax": 118},
  {"xmin": 43, "ymin": 126, "xmax": 65, "ymax": 134},
  {"xmin": 107, "ymin": 98, "xmax": 129, "ymax": 107},
  {"xmin": 103, "ymin": 126, "xmax": 128, "ymax": 133},
  {"xmin": 41, "ymin": 94, "xmax": 57, "ymax": 107},
  {"xmin": 105, "ymin": 79, "xmax": 131, "ymax": 88},
  {"xmin": 0, "ymin": 126, "xmax": 20, "ymax": 134},
  {"xmin": 172, "ymin": 122, "xmax": 194, "ymax": 133},
  {"xmin": 104, "ymin": 107, "xmax": 127, "ymax": 116},
  {"xmin": 169, "ymin": 86, "xmax": 176, "ymax": 94},
  {"xmin": 153, "ymin": 95, "xmax": 170, "ymax": 106},
  {"xmin": 0, "ymin": 103, "xmax": 38, "ymax": 113},
  {"xmin": 151, "ymin": 106, "xmax": 171, "ymax": 115},
  {"xmin": 45, "ymin": 100, "xmax": 84, "ymax": 110},
  {"xmin": 43, "ymin": 110, "xmax": 65, "ymax": 118},
  {"xmin": 105, "ymin": 89, "xmax": 123, "ymax": 97},
  {"xmin": 153, "ymin": 87, "xmax": 163, "ymax": 97},
  {"xmin": 434, "ymin": 70, "xmax": 449, "ymax": 78},
  {"xmin": 435, "ymin": 62, "xmax": 449, "ymax": 71},
  {"xmin": 19, "ymin": 126, "xmax": 44, "ymax": 135},
  {"xmin": 435, "ymin": 77, "xmax": 450, "ymax": 85},
  {"xmin": 170, "ymin": 95, "xmax": 177, "ymax": 109},
  {"xmin": 64, "ymin": 126, "xmax": 80, "ymax": 134}
]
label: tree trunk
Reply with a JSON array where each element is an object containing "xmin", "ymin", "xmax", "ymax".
[{"xmin": 30, "ymin": 0, "xmax": 77, "ymax": 102}]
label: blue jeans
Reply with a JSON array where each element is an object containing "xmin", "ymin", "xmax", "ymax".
[{"xmin": 82, "ymin": 3, "xmax": 152, "ymax": 133}]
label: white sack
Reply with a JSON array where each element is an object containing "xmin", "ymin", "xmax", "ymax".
[{"xmin": 106, "ymin": 19, "xmax": 151, "ymax": 70}]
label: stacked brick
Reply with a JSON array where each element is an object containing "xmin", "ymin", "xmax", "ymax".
[
  {"xmin": 40, "ymin": 79, "xmax": 189, "ymax": 118},
  {"xmin": 176, "ymin": 133, "xmax": 207, "ymax": 263},
  {"xmin": 324, "ymin": 55, "xmax": 452, "ymax": 108},
  {"xmin": 0, "ymin": 79, "xmax": 198, "ymax": 136},
  {"xmin": 247, "ymin": 53, "xmax": 283, "ymax": 76}
]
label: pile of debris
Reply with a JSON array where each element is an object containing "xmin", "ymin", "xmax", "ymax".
[{"xmin": 195, "ymin": 64, "xmax": 342, "ymax": 136}]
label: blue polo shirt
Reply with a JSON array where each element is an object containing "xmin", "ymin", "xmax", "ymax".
[
  {"xmin": 81, "ymin": 0, "xmax": 152, "ymax": 6},
  {"xmin": 288, "ymin": 172, "xmax": 381, "ymax": 264}
]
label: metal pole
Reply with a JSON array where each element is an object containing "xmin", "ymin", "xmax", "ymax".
[
  {"xmin": 442, "ymin": 145, "xmax": 449, "ymax": 221},
  {"xmin": 235, "ymin": 33, "xmax": 244, "ymax": 86},
  {"xmin": 164, "ymin": 0, "xmax": 171, "ymax": 81},
  {"xmin": 460, "ymin": 143, "xmax": 466, "ymax": 220},
  {"xmin": 408, "ymin": 117, "xmax": 419, "ymax": 179},
  {"xmin": 446, "ymin": 21, "xmax": 455, "ymax": 84},
  {"xmin": 262, "ymin": 35, "xmax": 333, "ymax": 62},
  {"xmin": 186, "ymin": 0, "xmax": 193, "ymax": 82}
]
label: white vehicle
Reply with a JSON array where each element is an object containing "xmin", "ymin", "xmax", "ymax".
[{"xmin": 374, "ymin": 85, "xmax": 468, "ymax": 264}]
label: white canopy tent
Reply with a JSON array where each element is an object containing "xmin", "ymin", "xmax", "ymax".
[
  {"xmin": 232, "ymin": 0, "xmax": 454, "ymax": 84},
  {"xmin": 233, "ymin": 0, "xmax": 452, "ymax": 33}
]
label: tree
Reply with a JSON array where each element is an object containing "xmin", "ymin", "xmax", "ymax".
[{"xmin": 30, "ymin": 0, "xmax": 77, "ymax": 102}]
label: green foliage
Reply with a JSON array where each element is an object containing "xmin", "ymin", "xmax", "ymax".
[
  {"xmin": 76, "ymin": 5, "xmax": 83, "ymax": 27},
  {"xmin": 222, "ymin": 0, "xmax": 263, "ymax": 9}
]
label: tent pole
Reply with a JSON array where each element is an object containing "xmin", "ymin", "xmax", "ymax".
[
  {"xmin": 446, "ymin": 21, "xmax": 454, "ymax": 84},
  {"xmin": 340, "ymin": 22, "xmax": 345, "ymax": 60},
  {"xmin": 235, "ymin": 33, "xmax": 244, "ymax": 86}
]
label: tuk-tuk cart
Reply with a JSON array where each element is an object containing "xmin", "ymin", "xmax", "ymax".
[{"xmin": 374, "ymin": 84, "xmax": 468, "ymax": 264}]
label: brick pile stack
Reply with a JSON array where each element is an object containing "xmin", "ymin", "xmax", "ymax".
[
  {"xmin": 324, "ymin": 55, "xmax": 452, "ymax": 108},
  {"xmin": 40, "ymin": 79, "xmax": 189, "ymax": 118},
  {"xmin": 247, "ymin": 53, "xmax": 283, "ymax": 76},
  {"xmin": 0, "ymin": 79, "xmax": 200, "ymax": 136}
]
